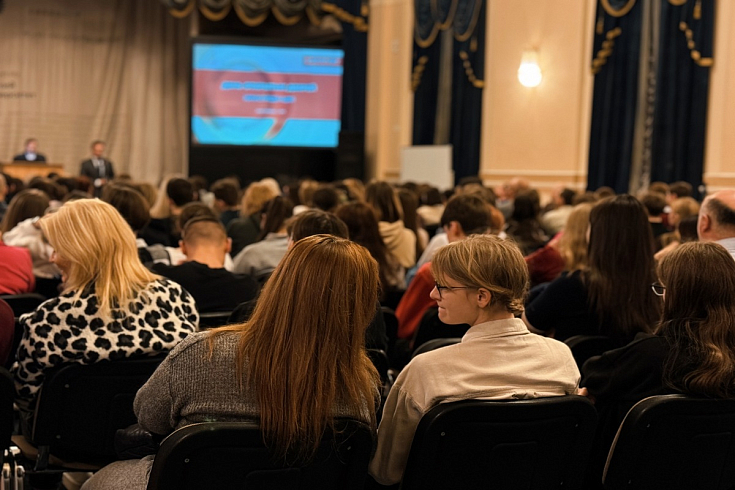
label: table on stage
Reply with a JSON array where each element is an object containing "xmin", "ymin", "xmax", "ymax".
[{"xmin": 0, "ymin": 162, "xmax": 66, "ymax": 181}]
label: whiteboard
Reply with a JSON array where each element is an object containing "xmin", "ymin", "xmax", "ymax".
[{"xmin": 400, "ymin": 145, "xmax": 454, "ymax": 190}]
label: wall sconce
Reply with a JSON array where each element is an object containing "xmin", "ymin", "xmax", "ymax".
[{"xmin": 518, "ymin": 50, "xmax": 542, "ymax": 88}]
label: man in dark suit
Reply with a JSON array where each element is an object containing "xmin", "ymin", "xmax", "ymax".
[
  {"xmin": 12, "ymin": 138, "xmax": 47, "ymax": 162},
  {"xmin": 80, "ymin": 140, "xmax": 115, "ymax": 196}
]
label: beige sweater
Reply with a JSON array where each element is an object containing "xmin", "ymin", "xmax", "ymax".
[{"xmin": 379, "ymin": 220, "xmax": 416, "ymax": 269}]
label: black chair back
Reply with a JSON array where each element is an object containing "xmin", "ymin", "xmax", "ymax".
[
  {"xmin": 0, "ymin": 293, "xmax": 46, "ymax": 317},
  {"xmin": 411, "ymin": 338, "xmax": 461, "ymax": 359},
  {"xmin": 603, "ymin": 394, "xmax": 735, "ymax": 490},
  {"xmin": 401, "ymin": 396, "xmax": 598, "ymax": 490},
  {"xmin": 564, "ymin": 335, "xmax": 618, "ymax": 370},
  {"xmin": 31, "ymin": 355, "xmax": 165, "ymax": 467},
  {"xmin": 0, "ymin": 367, "xmax": 14, "ymax": 463},
  {"xmin": 147, "ymin": 419, "xmax": 374, "ymax": 490},
  {"xmin": 197, "ymin": 311, "xmax": 232, "ymax": 330}
]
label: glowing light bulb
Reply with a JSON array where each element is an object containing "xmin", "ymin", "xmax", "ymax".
[{"xmin": 518, "ymin": 50, "xmax": 542, "ymax": 88}]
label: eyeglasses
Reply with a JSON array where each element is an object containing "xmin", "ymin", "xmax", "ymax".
[
  {"xmin": 434, "ymin": 282, "xmax": 472, "ymax": 299},
  {"xmin": 651, "ymin": 282, "xmax": 666, "ymax": 297}
]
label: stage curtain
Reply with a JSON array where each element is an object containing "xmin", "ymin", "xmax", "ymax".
[
  {"xmin": 0, "ymin": 0, "xmax": 189, "ymax": 183},
  {"xmin": 650, "ymin": 0, "xmax": 714, "ymax": 193},
  {"xmin": 411, "ymin": 0, "xmax": 484, "ymax": 183},
  {"xmin": 450, "ymin": 0, "xmax": 484, "ymax": 182},
  {"xmin": 587, "ymin": 0, "xmax": 644, "ymax": 194},
  {"xmin": 337, "ymin": 0, "xmax": 369, "ymax": 132}
]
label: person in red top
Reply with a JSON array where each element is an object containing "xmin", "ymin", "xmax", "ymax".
[
  {"xmin": 0, "ymin": 240, "xmax": 35, "ymax": 295},
  {"xmin": 395, "ymin": 194, "xmax": 494, "ymax": 341}
]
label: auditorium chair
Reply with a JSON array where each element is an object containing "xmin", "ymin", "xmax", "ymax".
[
  {"xmin": 24, "ymin": 355, "xmax": 165, "ymax": 472},
  {"xmin": 411, "ymin": 338, "xmax": 461, "ymax": 359},
  {"xmin": 400, "ymin": 396, "xmax": 598, "ymax": 490},
  {"xmin": 411, "ymin": 307, "xmax": 471, "ymax": 354},
  {"xmin": 197, "ymin": 311, "xmax": 232, "ymax": 330},
  {"xmin": 603, "ymin": 394, "xmax": 735, "ymax": 490},
  {"xmin": 564, "ymin": 335, "xmax": 618, "ymax": 370},
  {"xmin": 0, "ymin": 367, "xmax": 14, "ymax": 465},
  {"xmin": 0, "ymin": 294, "xmax": 46, "ymax": 317},
  {"xmin": 146, "ymin": 419, "xmax": 374, "ymax": 490}
]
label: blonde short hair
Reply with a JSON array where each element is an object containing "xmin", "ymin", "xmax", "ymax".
[
  {"xmin": 431, "ymin": 235, "xmax": 529, "ymax": 315},
  {"xmin": 39, "ymin": 199, "xmax": 158, "ymax": 317}
]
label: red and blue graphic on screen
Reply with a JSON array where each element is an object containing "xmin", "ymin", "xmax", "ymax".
[{"xmin": 192, "ymin": 44, "xmax": 344, "ymax": 147}]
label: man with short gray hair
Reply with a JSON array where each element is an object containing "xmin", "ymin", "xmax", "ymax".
[{"xmin": 697, "ymin": 190, "xmax": 735, "ymax": 259}]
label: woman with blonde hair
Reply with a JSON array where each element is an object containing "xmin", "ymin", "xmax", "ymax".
[
  {"xmin": 556, "ymin": 202, "xmax": 594, "ymax": 271},
  {"xmin": 83, "ymin": 235, "xmax": 381, "ymax": 489},
  {"xmin": 580, "ymin": 241, "xmax": 735, "ymax": 486},
  {"xmin": 370, "ymin": 235, "xmax": 579, "ymax": 485},
  {"xmin": 227, "ymin": 181, "xmax": 279, "ymax": 255},
  {"xmin": 12, "ymin": 199, "xmax": 198, "ymax": 433}
]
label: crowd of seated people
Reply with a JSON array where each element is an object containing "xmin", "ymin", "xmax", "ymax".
[{"xmin": 0, "ymin": 169, "xmax": 734, "ymax": 489}]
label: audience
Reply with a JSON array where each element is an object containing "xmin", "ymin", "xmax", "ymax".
[
  {"xmin": 504, "ymin": 190, "xmax": 549, "ymax": 256},
  {"xmin": 641, "ymin": 192, "xmax": 668, "ymax": 244},
  {"xmin": 12, "ymin": 199, "xmax": 198, "ymax": 436},
  {"xmin": 541, "ymin": 186, "xmax": 576, "ymax": 235},
  {"xmin": 1, "ymin": 189, "xmax": 58, "ymax": 279},
  {"xmin": 227, "ymin": 181, "xmax": 279, "ymax": 256},
  {"xmin": 335, "ymin": 201, "xmax": 404, "ymax": 292},
  {"xmin": 144, "ymin": 178, "xmax": 195, "ymax": 247},
  {"xmin": 580, "ymin": 241, "xmax": 735, "ymax": 487},
  {"xmin": 154, "ymin": 217, "xmax": 258, "ymax": 313},
  {"xmin": 311, "ymin": 184, "xmax": 341, "ymax": 213},
  {"xmin": 366, "ymin": 181, "xmax": 416, "ymax": 269},
  {"xmin": 524, "ymin": 195, "xmax": 660, "ymax": 345},
  {"xmin": 83, "ymin": 235, "xmax": 380, "ymax": 489},
  {"xmin": 232, "ymin": 196, "xmax": 293, "ymax": 281},
  {"xmin": 0, "ymin": 238, "xmax": 35, "ymax": 295},
  {"xmin": 395, "ymin": 194, "xmax": 493, "ymax": 341},
  {"xmin": 210, "ymin": 178, "xmax": 240, "ymax": 227},
  {"xmin": 369, "ymin": 235, "xmax": 580, "ymax": 485},
  {"xmin": 416, "ymin": 186, "xmax": 444, "ymax": 227},
  {"xmin": 695, "ymin": 189, "xmax": 735, "ymax": 259}
]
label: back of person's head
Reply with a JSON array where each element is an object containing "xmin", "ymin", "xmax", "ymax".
[
  {"xmin": 130, "ymin": 182, "xmax": 158, "ymax": 208},
  {"xmin": 210, "ymin": 179, "xmax": 239, "ymax": 207},
  {"xmin": 649, "ymin": 181, "xmax": 670, "ymax": 196},
  {"xmin": 440, "ymin": 194, "xmax": 492, "ymax": 235},
  {"xmin": 0, "ymin": 189, "xmax": 50, "ymax": 233},
  {"xmin": 28, "ymin": 177, "xmax": 65, "ymax": 201},
  {"xmin": 178, "ymin": 202, "xmax": 217, "ymax": 231},
  {"xmin": 365, "ymin": 181, "xmax": 402, "ymax": 223},
  {"xmin": 431, "ymin": 235, "xmax": 528, "ymax": 315},
  {"xmin": 573, "ymin": 191, "xmax": 599, "ymax": 205},
  {"xmin": 678, "ymin": 216, "xmax": 699, "ymax": 242},
  {"xmin": 669, "ymin": 181, "xmax": 693, "ymax": 199},
  {"xmin": 701, "ymin": 192, "xmax": 735, "ymax": 237},
  {"xmin": 670, "ymin": 197, "xmax": 700, "ymax": 221},
  {"xmin": 587, "ymin": 195, "xmax": 659, "ymax": 339},
  {"xmin": 335, "ymin": 202, "xmax": 391, "ymax": 289},
  {"xmin": 188, "ymin": 175, "xmax": 210, "ymax": 196},
  {"xmin": 461, "ymin": 184, "xmax": 497, "ymax": 206},
  {"xmin": 557, "ymin": 203, "xmax": 594, "ymax": 271},
  {"xmin": 216, "ymin": 235, "xmax": 379, "ymax": 461},
  {"xmin": 560, "ymin": 188, "xmax": 576, "ymax": 206},
  {"xmin": 0, "ymin": 174, "xmax": 6, "ymax": 197},
  {"xmin": 311, "ymin": 184, "xmax": 341, "ymax": 212},
  {"xmin": 296, "ymin": 179, "xmax": 319, "ymax": 207},
  {"xmin": 242, "ymin": 181, "xmax": 279, "ymax": 216},
  {"xmin": 397, "ymin": 189, "xmax": 420, "ymax": 229},
  {"xmin": 39, "ymin": 199, "xmax": 156, "ymax": 316},
  {"xmin": 457, "ymin": 176, "xmax": 483, "ymax": 188},
  {"xmin": 102, "ymin": 184, "xmax": 151, "ymax": 233},
  {"xmin": 641, "ymin": 192, "xmax": 666, "ymax": 217},
  {"xmin": 422, "ymin": 187, "xmax": 443, "ymax": 206},
  {"xmin": 342, "ymin": 178, "xmax": 365, "ymax": 202},
  {"xmin": 287, "ymin": 210, "xmax": 349, "ymax": 242},
  {"xmin": 181, "ymin": 217, "xmax": 228, "ymax": 248},
  {"xmin": 511, "ymin": 190, "xmax": 541, "ymax": 222},
  {"xmin": 258, "ymin": 196, "xmax": 294, "ymax": 240},
  {"xmin": 166, "ymin": 178, "xmax": 195, "ymax": 208},
  {"xmin": 594, "ymin": 186, "xmax": 615, "ymax": 200},
  {"xmin": 657, "ymin": 241, "xmax": 735, "ymax": 398}
]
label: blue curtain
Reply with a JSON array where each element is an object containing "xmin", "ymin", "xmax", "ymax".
[
  {"xmin": 587, "ymin": 0, "xmax": 644, "ymax": 193},
  {"xmin": 650, "ymin": 0, "xmax": 714, "ymax": 194},
  {"xmin": 450, "ymin": 0, "xmax": 485, "ymax": 181},
  {"xmin": 411, "ymin": 0, "xmax": 485, "ymax": 184},
  {"xmin": 337, "ymin": 0, "xmax": 368, "ymax": 132}
]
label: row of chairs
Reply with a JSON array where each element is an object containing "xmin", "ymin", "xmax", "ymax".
[{"xmin": 2, "ymin": 356, "xmax": 734, "ymax": 489}]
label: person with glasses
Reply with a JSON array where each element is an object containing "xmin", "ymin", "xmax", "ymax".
[
  {"xmin": 369, "ymin": 235, "xmax": 580, "ymax": 486},
  {"xmin": 578, "ymin": 241, "xmax": 735, "ymax": 488}
]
